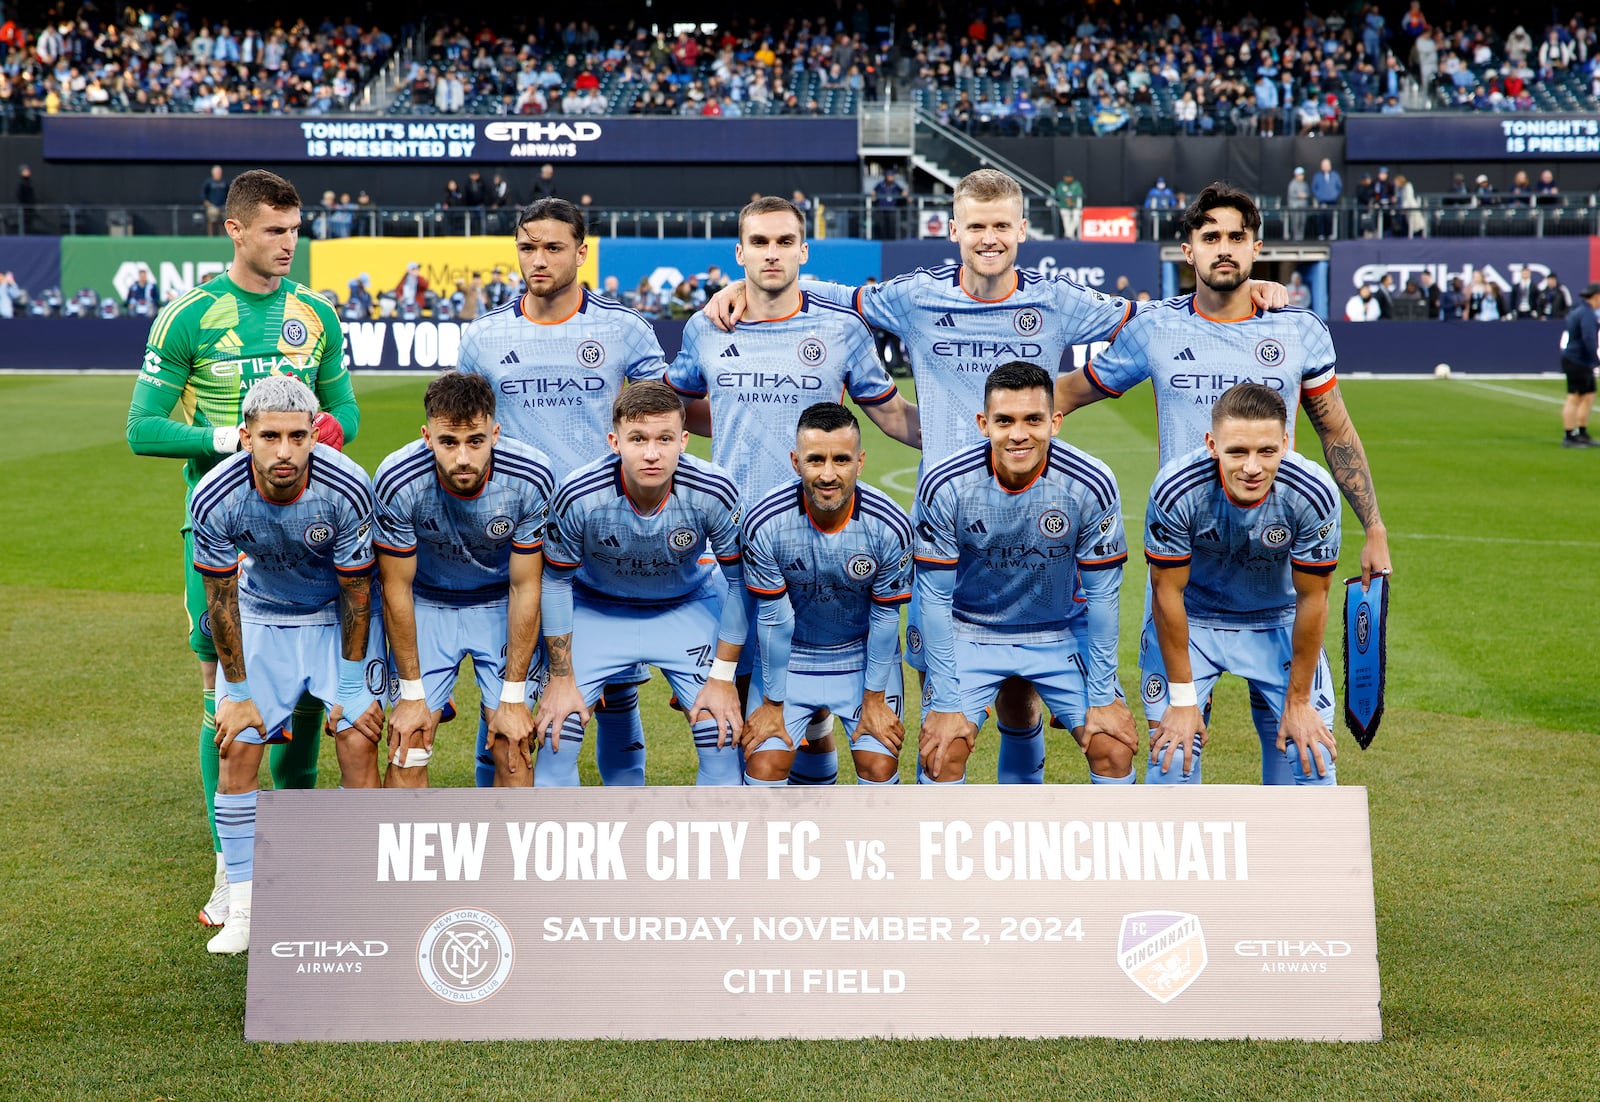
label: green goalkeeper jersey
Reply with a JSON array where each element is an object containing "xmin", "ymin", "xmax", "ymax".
[{"xmin": 126, "ymin": 272, "xmax": 360, "ymax": 491}]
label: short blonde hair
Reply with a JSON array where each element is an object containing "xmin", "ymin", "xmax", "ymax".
[{"xmin": 954, "ymin": 168, "xmax": 1024, "ymax": 208}]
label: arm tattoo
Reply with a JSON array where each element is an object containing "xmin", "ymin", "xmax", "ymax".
[
  {"xmin": 203, "ymin": 574, "xmax": 247, "ymax": 683},
  {"xmin": 547, "ymin": 634, "xmax": 574, "ymax": 677},
  {"xmin": 1303, "ymin": 388, "xmax": 1383, "ymax": 529},
  {"xmin": 338, "ymin": 574, "xmax": 372, "ymax": 661}
]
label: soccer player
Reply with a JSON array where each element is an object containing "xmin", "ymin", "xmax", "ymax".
[
  {"xmin": 1055, "ymin": 182, "xmax": 1390, "ymax": 780},
  {"xmin": 707, "ymin": 169, "xmax": 1284, "ymax": 784},
  {"xmin": 668, "ymin": 194, "xmax": 920, "ymax": 784},
  {"xmin": 1142, "ymin": 383, "xmax": 1341, "ymax": 786},
  {"xmin": 373, "ymin": 372, "xmax": 555, "ymax": 788},
  {"xmin": 189, "ymin": 377, "xmax": 383, "ymax": 954},
  {"xmin": 125, "ymin": 169, "xmax": 357, "ymax": 928},
  {"xmin": 532, "ymin": 383, "xmax": 747, "ymax": 786},
  {"xmin": 741, "ymin": 402, "xmax": 914, "ymax": 785},
  {"xmin": 912, "ymin": 362, "xmax": 1135, "ymax": 785},
  {"xmin": 458, "ymin": 197, "xmax": 668, "ymax": 787}
]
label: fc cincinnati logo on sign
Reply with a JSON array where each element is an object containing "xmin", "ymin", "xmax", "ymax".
[
  {"xmin": 1037, "ymin": 509, "xmax": 1069, "ymax": 538},
  {"xmin": 1118, "ymin": 911, "xmax": 1208, "ymax": 1003},
  {"xmin": 668, "ymin": 527, "xmax": 699, "ymax": 551},
  {"xmin": 1254, "ymin": 338, "xmax": 1285, "ymax": 367},
  {"xmin": 846, "ymin": 553, "xmax": 877, "ymax": 579},
  {"xmin": 417, "ymin": 908, "xmax": 515, "ymax": 1004},
  {"xmin": 1261, "ymin": 524, "xmax": 1291, "ymax": 547},
  {"xmin": 576, "ymin": 340, "xmax": 606, "ymax": 368},
  {"xmin": 797, "ymin": 337, "xmax": 827, "ymax": 366},
  {"xmin": 281, "ymin": 318, "xmax": 309, "ymax": 347},
  {"xmin": 1142, "ymin": 673, "xmax": 1165, "ymax": 704},
  {"xmin": 485, "ymin": 516, "xmax": 513, "ymax": 539},
  {"xmin": 1013, "ymin": 307, "xmax": 1043, "ymax": 336},
  {"xmin": 303, "ymin": 521, "xmax": 334, "ymax": 548}
]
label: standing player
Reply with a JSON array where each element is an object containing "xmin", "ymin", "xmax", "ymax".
[
  {"xmin": 458, "ymin": 197, "xmax": 668, "ymax": 786},
  {"xmin": 189, "ymin": 377, "xmax": 384, "ymax": 954},
  {"xmin": 708, "ymin": 169, "xmax": 1284, "ymax": 784},
  {"xmin": 1143, "ymin": 383, "xmax": 1341, "ymax": 785},
  {"xmin": 913, "ymin": 362, "xmax": 1135, "ymax": 785},
  {"xmin": 741, "ymin": 402, "xmax": 914, "ymax": 785},
  {"xmin": 668, "ymin": 194, "xmax": 920, "ymax": 784},
  {"xmin": 1559, "ymin": 281, "xmax": 1600, "ymax": 447},
  {"xmin": 373, "ymin": 372, "xmax": 555, "ymax": 788},
  {"xmin": 125, "ymin": 169, "xmax": 357, "ymax": 928},
  {"xmin": 1055, "ymin": 183, "xmax": 1390, "ymax": 780},
  {"xmin": 532, "ymin": 383, "xmax": 747, "ymax": 786}
]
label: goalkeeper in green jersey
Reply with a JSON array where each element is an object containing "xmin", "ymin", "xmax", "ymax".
[{"xmin": 125, "ymin": 169, "xmax": 360, "ymax": 928}]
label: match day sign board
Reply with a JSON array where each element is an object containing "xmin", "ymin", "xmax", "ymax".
[{"xmin": 245, "ymin": 787, "xmax": 1380, "ymax": 1042}]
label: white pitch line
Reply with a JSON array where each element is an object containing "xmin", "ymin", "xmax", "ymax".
[
  {"xmin": 881, "ymin": 466, "xmax": 920, "ymax": 495},
  {"xmin": 1459, "ymin": 379, "xmax": 1565, "ymax": 406}
]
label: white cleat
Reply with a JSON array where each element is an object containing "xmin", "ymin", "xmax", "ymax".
[
  {"xmin": 199, "ymin": 875, "xmax": 230, "ymax": 928},
  {"xmin": 206, "ymin": 905, "xmax": 251, "ymax": 955}
]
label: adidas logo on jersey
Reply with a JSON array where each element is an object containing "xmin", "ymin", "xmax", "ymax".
[
  {"xmin": 965, "ymin": 518, "xmax": 988, "ymax": 534},
  {"xmin": 720, "ymin": 344, "xmax": 740, "ymax": 358},
  {"xmin": 500, "ymin": 350, "xmax": 521, "ymax": 364},
  {"xmin": 1173, "ymin": 347, "xmax": 1196, "ymax": 361},
  {"xmin": 934, "ymin": 312, "xmax": 956, "ymax": 327},
  {"xmin": 786, "ymin": 557, "xmax": 806, "ymax": 573},
  {"xmin": 599, "ymin": 533, "xmax": 621, "ymax": 547},
  {"xmin": 420, "ymin": 517, "xmax": 441, "ymax": 532}
]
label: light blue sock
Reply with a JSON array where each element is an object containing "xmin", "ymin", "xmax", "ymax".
[
  {"xmin": 858, "ymin": 772, "xmax": 901, "ymax": 785},
  {"xmin": 535, "ymin": 717, "xmax": 584, "ymax": 787},
  {"xmin": 788, "ymin": 749, "xmax": 838, "ymax": 785},
  {"xmin": 743, "ymin": 771, "xmax": 787, "ymax": 787},
  {"xmin": 214, "ymin": 790, "xmax": 258, "ymax": 885},
  {"xmin": 595, "ymin": 686, "xmax": 647, "ymax": 785},
  {"xmin": 996, "ymin": 719, "xmax": 1046, "ymax": 784},
  {"xmin": 917, "ymin": 767, "xmax": 966, "ymax": 785},
  {"xmin": 1089, "ymin": 769, "xmax": 1136, "ymax": 785},
  {"xmin": 1145, "ymin": 741, "xmax": 1202, "ymax": 785},
  {"xmin": 474, "ymin": 714, "xmax": 495, "ymax": 788},
  {"xmin": 692, "ymin": 722, "xmax": 741, "ymax": 786}
]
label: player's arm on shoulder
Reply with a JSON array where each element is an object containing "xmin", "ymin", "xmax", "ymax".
[
  {"xmin": 1300, "ymin": 383, "xmax": 1389, "ymax": 583},
  {"xmin": 860, "ymin": 390, "xmax": 920, "ymax": 448},
  {"xmin": 1248, "ymin": 278, "xmax": 1290, "ymax": 310},
  {"xmin": 1054, "ymin": 368, "xmax": 1110, "ymax": 418}
]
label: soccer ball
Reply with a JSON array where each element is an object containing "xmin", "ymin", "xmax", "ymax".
[{"xmin": 1433, "ymin": 363, "xmax": 1452, "ymax": 378}]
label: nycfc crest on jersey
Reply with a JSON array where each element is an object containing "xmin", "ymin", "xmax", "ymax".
[
  {"xmin": 1086, "ymin": 298, "xmax": 1338, "ymax": 463},
  {"xmin": 458, "ymin": 289, "xmax": 667, "ymax": 479}
]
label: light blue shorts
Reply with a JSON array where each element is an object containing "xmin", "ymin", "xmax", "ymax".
[
  {"xmin": 400, "ymin": 597, "xmax": 546, "ymax": 714},
  {"xmin": 951, "ymin": 635, "xmax": 1087, "ymax": 730},
  {"xmin": 235, "ymin": 611, "xmax": 386, "ymax": 744},
  {"xmin": 748, "ymin": 647, "xmax": 905, "ymax": 758},
  {"xmin": 568, "ymin": 589, "xmax": 723, "ymax": 710}
]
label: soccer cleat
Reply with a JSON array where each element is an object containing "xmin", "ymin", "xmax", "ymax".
[
  {"xmin": 206, "ymin": 905, "xmax": 252, "ymax": 955},
  {"xmin": 1563, "ymin": 436, "xmax": 1586, "ymax": 448},
  {"xmin": 199, "ymin": 863, "xmax": 229, "ymax": 927}
]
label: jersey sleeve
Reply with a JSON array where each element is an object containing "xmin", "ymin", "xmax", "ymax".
[
  {"xmin": 665, "ymin": 316, "xmax": 710, "ymax": 398},
  {"xmin": 1075, "ymin": 486, "xmax": 1128, "ymax": 571},
  {"xmin": 372, "ymin": 478, "xmax": 416, "ymax": 557},
  {"xmin": 1143, "ymin": 475, "xmax": 1194, "ymax": 566},
  {"xmin": 871, "ymin": 510, "xmax": 915, "ymax": 605},
  {"xmin": 1290, "ymin": 471, "xmax": 1342, "ymax": 574},
  {"xmin": 706, "ymin": 485, "xmax": 744, "ymax": 567},
  {"xmin": 842, "ymin": 316, "xmax": 898, "ymax": 407},
  {"xmin": 127, "ymin": 297, "xmax": 220, "ymax": 459},
  {"xmin": 333, "ymin": 471, "xmax": 377, "ymax": 576},
  {"xmin": 458, "ymin": 321, "xmax": 484, "ymax": 374},
  {"xmin": 852, "ymin": 275, "xmax": 914, "ymax": 335},
  {"xmin": 542, "ymin": 491, "xmax": 584, "ymax": 572},
  {"xmin": 1298, "ymin": 312, "xmax": 1339, "ymax": 397},
  {"xmin": 798, "ymin": 277, "xmax": 860, "ymax": 312},
  {"xmin": 741, "ymin": 516, "xmax": 787, "ymax": 598},
  {"xmin": 624, "ymin": 313, "xmax": 669, "ymax": 383},
  {"xmin": 1051, "ymin": 277, "xmax": 1134, "ymax": 347},
  {"xmin": 190, "ymin": 478, "xmax": 240, "ymax": 576},
  {"xmin": 512, "ymin": 469, "xmax": 553, "ymax": 555},
  {"xmin": 1083, "ymin": 310, "xmax": 1152, "ymax": 398},
  {"xmin": 912, "ymin": 479, "xmax": 960, "ymax": 571},
  {"xmin": 308, "ymin": 298, "xmax": 360, "ymax": 443}
]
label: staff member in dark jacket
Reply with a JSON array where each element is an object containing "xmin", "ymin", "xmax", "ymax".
[{"xmin": 1560, "ymin": 282, "xmax": 1600, "ymax": 447}]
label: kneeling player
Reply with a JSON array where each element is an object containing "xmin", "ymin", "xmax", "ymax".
[
  {"xmin": 1142, "ymin": 382, "xmax": 1341, "ymax": 785},
  {"xmin": 741, "ymin": 403, "xmax": 913, "ymax": 785},
  {"xmin": 374, "ymin": 372, "xmax": 555, "ymax": 788},
  {"xmin": 532, "ymin": 383, "xmax": 747, "ymax": 785},
  {"xmin": 913, "ymin": 362, "xmax": 1136, "ymax": 785},
  {"xmin": 191, "ymin": 377, "xmax": 385, "ymax": 954}
]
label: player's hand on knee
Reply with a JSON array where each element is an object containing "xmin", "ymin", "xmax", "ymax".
[
  {"xmin": 489, "ymin": 702, "xmax": 536, "ymax": 773},
  {"xmin": 388, "ymin": 696, "xmax": 433, "ymax": 749},
  {"xmin": 706, "ymin": 280, "xmax": 747, "ymax": 332},
  {"xmin": 856, "ymin": 691, "xmax": 905, "ymax": 754},
  {"xmin": 533, "ymin": 678, "xmax": 589, "ymax": 751},
  {"xmin": 691, "ymin": 678, "xmax": 744, "ymax": 748},
  {"xmin": 349, "ymin": 699, "xmax": 385, "ymax": 744},
  {"xmin": 919, "ymin": 711, "xmax": 976, "ymax": 779},
  {"xmin": 1086, "ymin": 701, "xmax": 1138, "ymax": 753},
  {"xmin": 740, "ymin": 701, "xmax": 791, "ymax": 754},
  {"xmin": 1276, "ymin": 701, "xmax": 1336, "ymax": 778},
  {"xmin": 1151, "ymin": 704, "xmax": 1205, "ymax": 774},
  {"xmin": 215, "ymin": 699, "xmax": 265, "ymax": 755}
]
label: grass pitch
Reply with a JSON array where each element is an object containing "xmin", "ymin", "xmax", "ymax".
[{"xmin": 0, "ymin": 372, "xmax": 1596, "ymax": 1099}]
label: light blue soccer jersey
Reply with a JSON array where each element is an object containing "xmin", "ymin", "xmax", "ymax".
[
  {"xmin": 742, "ymin": 479, "xmax": 913, "ymax": 692},
  {"xmin": 190, "ymin": 445, "xmax": 376, "ymax": 624},
  {"xmin": 1144, "ymin": 447, "xmax": 1341, "ymax": 628},
  {"xmin": 543, "ymin": 452, "xmax": 743, "ymax": 607},
  {"xmin": 1085, "ymin": 299, "xmax": 1338, "ymax": 463},
  {"xmin": 458, "ymin": 289, "xmax": 667, "ymax": 478},
  {"xmin": 667, "ymin": 291, "xmax": 899, "ymax": 499},
  {"xmin": 372, "ymin": 437, "xmax": 555, "ymax": 606},
  {"xmin": 913, "ymin": 439, "xmax": 1126, "ymax": 640},
  {"xmin": 809, "ymin": 267, "xmax": 1132, "ymax": 466}
]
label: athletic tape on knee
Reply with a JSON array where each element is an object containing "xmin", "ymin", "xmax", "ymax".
[{"xmin": 390, "ymin": 747, "xmax": 433, "ymax": 769}]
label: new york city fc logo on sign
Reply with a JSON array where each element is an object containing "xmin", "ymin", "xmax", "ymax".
[
  {"xmin": 1037, "ymin": 508, "xmax": 1069, "ymax": 539},
  {"xmin": 281, "ymin": 318, "xmax": 309, "ymax": 347},
  {"xmin": 668, "ymin": 526, "xmax": 699, "ymax": 552},
  {"xmin": 1013, "ymin": 307, "xmax": 1043, "ymax": 337},
  {"xmin": 416, "ymin": 908, "xmax": 515, "ymax": 1004},
  {"xmin": 1254, "ymin": 338, "xmax": 1285, "ymax": 367},
  {"xmin": 575, "ymin": 340, "xmax": 606, "ymax": 368},
  {"xmin": 797, "ymin": 337, "xmax": 828, "ymax": 367},
  {"xmin": 485, "ymin": 516, "xmax": 513, "ymax": 539},
  {"xmin": 1261, "ymin": 524, "xmax": 1291, "ymax": 547},
  {"xmin": 303, "ymin": 521, "xmax": 334, "ymax": 549},
  {"xmin": 846, "ymin": 553, "xmax": 877, "ymax": 580}
]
